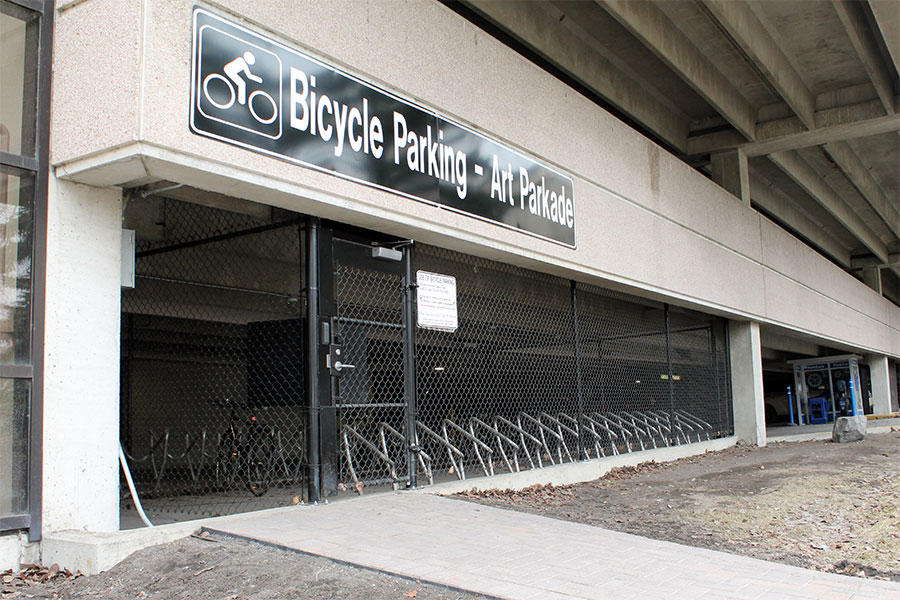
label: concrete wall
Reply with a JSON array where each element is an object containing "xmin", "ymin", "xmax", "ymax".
[
  {"xmin": 0, "ymin": 533, "xmax": 20, "ymax": 571},
  {"xmin": 42, "ymin": 177, "xmax": 122, "ymax": 533},
  {"xmin": 49, "ymin": 0, "xmax": 899, "ymax": 359}
]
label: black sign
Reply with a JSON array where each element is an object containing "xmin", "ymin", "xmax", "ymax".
[{"xmin": 190, "ymin": 7, "xmax": 576, "ymax": 247}]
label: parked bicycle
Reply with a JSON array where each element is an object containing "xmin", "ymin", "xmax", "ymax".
[{"xmin": 214, "ymin": 398, "xmax": 279, "ymax": 497}]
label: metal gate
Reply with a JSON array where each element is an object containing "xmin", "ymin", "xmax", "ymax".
[{"xmin": 329, "ymin": 237, "xmax": 412, "ymax": 493}]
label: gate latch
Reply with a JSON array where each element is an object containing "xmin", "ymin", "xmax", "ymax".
[{"xmin": 327, "ymin": 344, "xmax": 355, "ymax": 374}]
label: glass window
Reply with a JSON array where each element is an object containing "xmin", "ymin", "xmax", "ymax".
[
  {"xmin": 0, "ymin": 2, "xmax": 38, "ymax": 157},
  {"xmin": 0, "ymin": 165, "xmax": 32, "ymax": 365},
  {"xmin": 0, "ymin": 378, "xmax": 28, "ymax": 516},
  {"xmin": 0, "ymin": 0, "xmax": 41, "ymax": 532}
]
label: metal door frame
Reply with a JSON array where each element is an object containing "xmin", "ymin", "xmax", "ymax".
[{"xmin": 308, "ymin": 220, "xmax": 416, "ymax": 500}]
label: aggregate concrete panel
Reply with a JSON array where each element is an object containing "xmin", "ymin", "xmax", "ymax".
[
  {"xmin": 762, "ymin": 268, "xmax": 900, "ymax": 356},
  {"xmin": 759, "ymin": 217, "xmax": 890, "ymax": 325},
  {"xmin": 581, "ymin": 184, "xmax": 768, "ymax": 315},
  {"xmin": 50, "ymin": 0, "xmax": 142, "ymax": 165},
  {"xmin": 0, "ymin": 533, "xmax": 21, "ymax": 571},
  {"xmin": 42, "ymin": 177, "xmax": 123, "ymax": 533},
  {"xmin": 656, "ymin": 153, "xmax": 764, "ymax": 262}
]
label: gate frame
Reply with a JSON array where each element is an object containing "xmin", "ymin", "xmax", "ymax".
[{"xmin": 312, "ymin": 222, "xmax": 418, "ymax": 499}]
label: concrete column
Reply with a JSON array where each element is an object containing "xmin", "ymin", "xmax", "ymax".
[
  {"xmin": 890, "ymin": 361, "xmax": 899, "ymax": 413},
  {"xmin": 42, "ymin": 176, "xmax": 122, "ymax": 532},
  {"xmin": 729, "ymin": 320, "xmax": 766, "ymax": 446},
  {"xmin": 710, "ymin": 149, "xmax": 750, "ymax": 206},
  {"xmin": 867, "ymin": 355, "xmax": 894, "ymax": 415},
  {"xmin": 860, "ymin": 267, "xmax": 883, "ymax": 295}
]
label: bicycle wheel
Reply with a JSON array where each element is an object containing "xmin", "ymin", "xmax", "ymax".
[
  {"xmin": 215, "ymin": 430, "xmax": 240, "ymax": 490},
  {"xmin": 245, "ymin": 428, "xmax": 274, "ymax": 497},
  {"xmin": 248, "ymin": 89, "xmax": 278, "ymax": 124},
  {"xmin": 202, "ymin": 73, "xmax": 236, "ymax": 110}
]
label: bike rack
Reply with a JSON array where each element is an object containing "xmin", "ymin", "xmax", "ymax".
[
  {"xmin": 328, "ymin": 408, "xmax": 720, "ymax": 491},
  {"xmin": 341, "ymin": 424, "xmax": 398, "ymax": 495},
  {"xmin": 494, "ymin": 415, "xmax": 544, "ymax": 469},
  {"xmin": 442, "ymin": 418, "xmax": 494, "ymax": 478},
  {"xmin": 470, "ymin": 416, "xmax": 520, "ymax": 474},
  {"xmin": 675, "ymin": 409, "xmax": 713, "ymax": 441},
  {"xmin": 417, "ymin": 420, "xmax": 466, "ymax": 480},
  {"xmin": 380, "ymin": 421, "xmax": 434, "ymax": 486},
  {"xmin": 518, "ymin": 411, "xmax": 564, "ymax": 465}
]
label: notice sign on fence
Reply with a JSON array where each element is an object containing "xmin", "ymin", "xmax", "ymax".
[{"xmin": 416, "ymin": 271, "xmax": 458, "ymax": 332}]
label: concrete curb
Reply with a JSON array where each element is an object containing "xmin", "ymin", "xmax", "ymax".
[
  {"xmin": 41, "ymin": 504, "xmax": 304, "ymax": 575},
  {"xmin": 419, "ymin": 436, "xmax": 738, "ymax": 495},
  {"xmin": 769, "ymin": 423, "xmax": 898, "ymax": 444}
]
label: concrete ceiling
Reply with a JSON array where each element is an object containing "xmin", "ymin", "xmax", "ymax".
[{"xmin": 460, "ymin": 0, "xmax": 900, "ymax": 304}]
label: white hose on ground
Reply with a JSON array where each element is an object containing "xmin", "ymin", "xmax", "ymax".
[{"xmin": 119, "ymin": 444, "xmax": 154, "ymax": 528}]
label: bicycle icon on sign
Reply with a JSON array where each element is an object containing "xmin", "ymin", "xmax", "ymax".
[
  {"xmin": 193, "ymin": 22, "xmax": 283, "ymax": 140},
  {"xmin": 203, "ymin": 51, "xmax": 278, "ymax": 125}
]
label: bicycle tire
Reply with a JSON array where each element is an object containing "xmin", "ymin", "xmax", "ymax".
[
  {"xmin": 215, "ymin": 430, "xmax": 241, "ymax": 490},
  {"xmin": 245, "ymin": 428, "xmax": 274, "ymax": 497}
]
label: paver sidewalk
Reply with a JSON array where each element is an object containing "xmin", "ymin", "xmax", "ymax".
[{"xmin": 208, "ymin": 492, "xmax": 900, "ymax": 600}]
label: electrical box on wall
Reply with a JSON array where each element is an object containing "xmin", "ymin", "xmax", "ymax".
[{"xmin": 121, "ymin": 229, "xmax": 135, "ymax": 288}]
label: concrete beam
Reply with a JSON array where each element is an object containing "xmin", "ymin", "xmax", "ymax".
[
  {"xmin": 870, "ymin": 0, "xmax": 900, "ymax": 79},
  {"xmin": 599, "ymin": 0, "xmax": 757, "ymax": 139},
  {"xmin": 688, "ymin": 98, "xmax": 895, "ymax": 155},
  {"xmin": 742, "ymin": 113, "xmax": 900, "ymax": 156},
  {"xmin": 750, "ymin": 177, "xmax": 852, "ymax": 268},
  {"xmin": 760, "ymin": 329, "xmax": 821, "ymax": 357},
  {"xmin": 822, "ymin": 141, "xmax": 900, "ymax": 239},
  {"xmin": 710, "ymin": 149, "xmax": 750, "ymax": 205},
  {"xmin": 467, "ymin": 0, "xmax": 689, "ymax": 150},
  {"xmin": 701, "ymin": 0, "xmax": 816, "ymax": 128},
  {"xmin": 832, "ymin": 0, "xmax": 896, "ymax": 115},
  {"xmin": 850, "ymin": 253, "xmax": 900, "ymax": 268},
  {"xmin": 694, "ymin": 1, "xmax": 900, "ymax": 247},
  {"xmin": 768, "ymin": 151, "xmax": 890, "ymax": 263}
]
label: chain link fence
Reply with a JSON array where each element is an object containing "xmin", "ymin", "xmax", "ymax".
[
  {"xmin": 120, "ymin": 198, "xmax": 307, "ymax": 521},
  {"xmin": 120, "ymin": 198, "xmax": 732, "ymax": 518},
  {"xmin": 414, "ymin": 246, "xmax": 577, "ymax": 481},
  {"xmin": 335, "ymin": 244, "xmax": 733, "ymax": 492}
]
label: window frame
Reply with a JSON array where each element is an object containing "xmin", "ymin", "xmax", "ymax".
[{"xmin": 0, "ymin": 0, "xmax": 52, "ymax": 542}]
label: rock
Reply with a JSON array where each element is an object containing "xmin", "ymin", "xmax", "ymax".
[{"xmin": 832, "ymin": 415, "xmax": 867, "ymax": 443}]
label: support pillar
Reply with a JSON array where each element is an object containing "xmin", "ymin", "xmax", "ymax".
[
  {"xmin": 860, "ymin": 267, "xmax": 883, "ymax": 295},
  {"xmin": 710, "ymin": 149, "xmax": 750, "ymax": 206},
  {"xmin": 890, "ymin": 361, "xmax": 899, "ymax": 413},
  {"xmin": 867, "ymin": 355, "xmax": 894, "ymax": 415},
  {"xmin": 729, "ymin": 320, "xmax": 766, "ymax": 446},
  {"xmin": 42, "ymin": 177, "xmax": 122, "ymax": 532}
]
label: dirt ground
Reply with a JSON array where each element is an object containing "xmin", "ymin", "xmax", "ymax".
[
  {"xmin": 1, "ymin": 532, "xmax": 485, "ymax": 600},
  {"xmin": 459, "ymin": 429, "xmax": 900, "ymax": 581}
]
